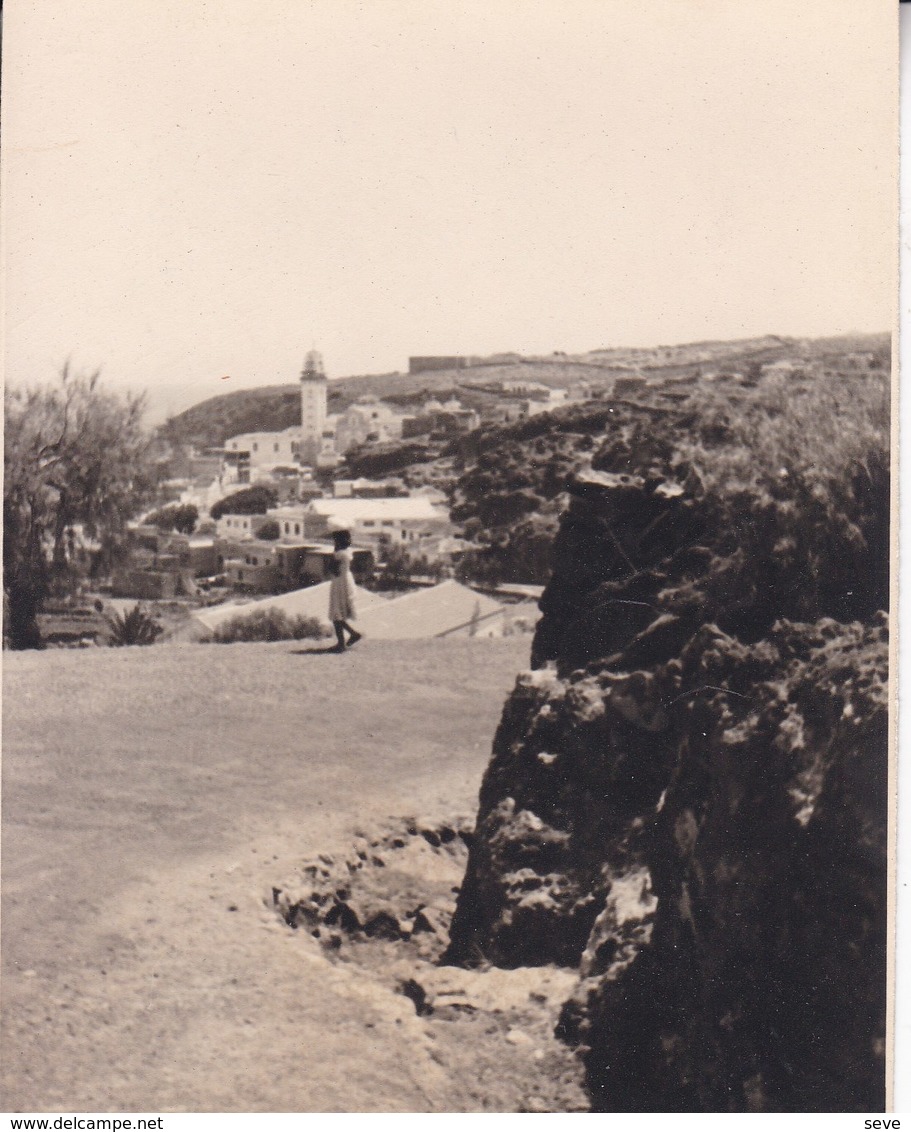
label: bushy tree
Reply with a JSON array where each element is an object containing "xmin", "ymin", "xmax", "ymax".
[
  {"xmin": 4, "ymin": 367, "xmax": 156, "ymax": 649},
  {"xmin": 146, "ymin": 502, "xmax": 198, "ymax": 534},
  {"xmin": 210, "ymin": 485, "xmax": 278, "ymax": 520}
]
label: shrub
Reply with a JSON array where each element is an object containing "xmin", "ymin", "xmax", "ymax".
[
  {"xmin": 107, "ymin": 604, "xmax": 163, "ymax": 646},
  {"xmin": 212, "ymin": 608, "xmax": 330, "ymax": 644}
]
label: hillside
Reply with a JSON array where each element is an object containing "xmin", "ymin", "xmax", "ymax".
[{"xmin": 156, "ymin": 334, "xmax": 888, "ymax": 449}]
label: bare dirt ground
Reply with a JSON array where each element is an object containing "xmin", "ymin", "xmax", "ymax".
[{"xmin": 2, "ymin": 637, "xmax": 586, "ymax": 1113}]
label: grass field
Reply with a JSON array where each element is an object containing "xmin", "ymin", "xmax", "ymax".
[{"xmin": 2, "ymin": 637, "xmax": 544, "ymax": 1112}]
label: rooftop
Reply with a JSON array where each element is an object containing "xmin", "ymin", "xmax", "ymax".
[
  {"xmin": 355, "ymin": 580, "xmax": 504, "ymax": 640},
  {"xmin": 308, "ymin": 497, "xmax": 448, "ymax": 522}
]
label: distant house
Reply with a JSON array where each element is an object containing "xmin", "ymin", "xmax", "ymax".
[
  {"xmin": 112, "ymin": 527, "xmax": 217, "ymax": 599},
  {"xmin": 334, "ymin": 397, "xmax": 405, "ymax": 454},
  {"xmin": 216, "ymin": 513, "xmax": 275, "ymax": 540},
  {"xmin": 401, "ymin": 406, "xmax": 480, "ymax": 439},
  {"xmin": 331, "ymin": 478, "xmax": 406, "ymax": 499},
  {"xmin": 223, "ymin": 428, "xmax": 302, "ymax": 483},
  {"xmin": 222, "ymin": 550, "xmax": 279, "ymax": 593},
  {"xmin": 302, "ymin": 496, "xmax": 452, "ymax": 549},
  {"xmin": 215, "ymin": 531, "xmax": 373, "ymax": 593},
  {"xmin": 499, "ymin": 379, "xmax": 552, "ymax": 397},
  {"xmin": 264, "ymin": 505, "xmax": 308, "ymax": 541}
]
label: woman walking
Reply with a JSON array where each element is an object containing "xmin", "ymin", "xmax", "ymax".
[{"xmin": 328, "ymin": 528, "xmax": 362, "ymax": 651}]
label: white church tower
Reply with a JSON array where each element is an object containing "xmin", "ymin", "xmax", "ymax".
[{"xmin": 299, "ymin": 348, "xmax": 327, "ymax": 462}]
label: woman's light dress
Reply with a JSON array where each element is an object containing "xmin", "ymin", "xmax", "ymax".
[{"xmin": 328, "ymin": 548, "xmax": 357, "ymax": 621}]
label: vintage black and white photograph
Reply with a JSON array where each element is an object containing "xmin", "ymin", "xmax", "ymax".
[{"xmin": 1, "ymin": 0, "xmax": 898, "ymax": 1115}]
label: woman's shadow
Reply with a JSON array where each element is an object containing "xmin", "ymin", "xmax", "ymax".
[{"xmin": 290, "ymin": 644, "xmax": 347, "ymax": 655}]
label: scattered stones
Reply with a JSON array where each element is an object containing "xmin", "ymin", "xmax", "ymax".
[
  {"xmin": 270, "ymin": 816, "xmax": 473, "ymax": 957},
  {"xmin": 268, "ymin": 816, "xmax": 588, "ymax": 1112},
  {"xmin": 399, "ymin": 965, "xmax": 579, "ymax": 1017},
  {"xmin": 412, "ymin": 905, "xmax": 451, "ymax": 938}
]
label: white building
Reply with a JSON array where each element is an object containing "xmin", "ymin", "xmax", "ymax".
[
  {"xmin": 266, "ymin": 505, "xmax": 310, "ymax": 541},
  {"xmin": 422, "ymin": 395, "xmax": 464, "ymax": 413},
  {"xmin": 215, "ymin": 513, "xmax": 275, "ymax": 540},
  {"xmin": 224, "ymin": 429, "xmax": 300, "ymax": 476},
  {"xmin": 302, "ymin": 496, "xmax": 451, "ymax": 548},
  {"xmin": 334, "ymin": 397, "xmax": 405, "ymax": 454}
]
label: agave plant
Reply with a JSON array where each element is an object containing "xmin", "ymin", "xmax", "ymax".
[{"xmin": 107, "ymin": 604, "xmax": 163, "ymax": 647}]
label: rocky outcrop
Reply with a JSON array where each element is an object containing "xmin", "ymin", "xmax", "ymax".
[
  {"xmin": 443, "ymin": 663, "xmax": 675, "ymax": 969},
  {"xmin": 447, "ymin": 465, "xmax": 889, "ymax": 1111},
  {"xmin": 561, "ymin": 617, "xmax": 888, "ymax": 1112}
]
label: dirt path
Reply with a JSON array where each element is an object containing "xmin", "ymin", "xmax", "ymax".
[{"xmin": 2, "ymin": 637, "xmax": 566, "ymax": 1112}]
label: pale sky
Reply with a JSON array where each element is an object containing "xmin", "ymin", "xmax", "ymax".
[{"xmin": 1, "ymin": 0, "xmax": 897, "ymax": 422}]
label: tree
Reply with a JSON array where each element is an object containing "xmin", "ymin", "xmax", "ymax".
[
  {"xmin": 4, "ymin": 366, "xmax": 156, "ymax": 649},
  {"xmin": 145, "ymin": 502, "xmax": 198, "ymax": 534},
  {"xmin": 209, "ymin": 484, "xmax": 278, "ymax": 520}
]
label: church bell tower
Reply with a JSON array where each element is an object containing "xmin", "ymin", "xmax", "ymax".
[{"xmin": 299, "ymin": 349, "xmax": 327, "ymax": 462}]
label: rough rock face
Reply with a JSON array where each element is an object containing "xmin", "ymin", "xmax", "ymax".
[
  {"xmin": 443, "ymin": 664, "xmax": 675, "ymax": 969},
  {"xmin": 447, "ymin": 470, "xmax": 889, "ymax": 1111},
  {"xmin": 562, "ymin": 617, "xmax": 888, "ymax": 1112}
]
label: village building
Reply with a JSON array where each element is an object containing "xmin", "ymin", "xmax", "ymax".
[
  {"xmin": 112, "ymin": 527, "xmax": 219, "ymax": 600},
  {"xmin": 401, "ymin": 397, "xmax": 480, "ymax": 439},
  {"xmin": 222, "ymin": 429, "xmax": 301, "ymax": 485},
  {"xmin": 331, "ymin": 477, "xmax": 407, "ymax": 498},
  {"xmin": 408, "ymin": 356, "xmax": 478, "ymax": 374},
  {"xmin": 333, "ymin": 397, "xmax": 405, "ymax": 454},
  {"xmin": 215, "ymin": 512, "xmax": 276, "ymax": 540},
  {"xmin": 215, "ymin": 532, "xmax": 373, "ymax": 593},
  {"xmin": 299, "ymin": 496, "xmax": 452, "ymax": 549}
]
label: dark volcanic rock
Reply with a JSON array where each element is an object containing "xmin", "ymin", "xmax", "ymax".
[
  {"xmin": 531, "ymin": 471, "xmax": 707, "ymax": 671},
  {"xmin": 449, "ymin": 363, "xmax": 889, "ymax": 1110},
  {"xmin": 444, "ymin": 664, "xmax": 677, "ymax": 969},
  {"xmin": 563, "ymin": 618, "xmax": 888, "ymax": 1112},
  {"xmin": 451, "ymin": 617, "xmax": 888, "ymax": 1110},
  {"xmin": 448, "ymin": 472, "xmax": 888, "ymax": 1110}
]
